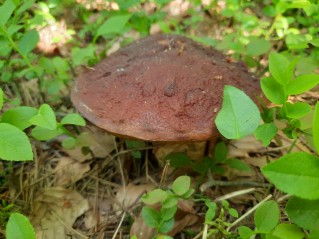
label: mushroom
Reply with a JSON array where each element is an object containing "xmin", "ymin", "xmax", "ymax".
[{"xmin": 71, "ymin": 34, "xmax": 261, "ymax": 157}]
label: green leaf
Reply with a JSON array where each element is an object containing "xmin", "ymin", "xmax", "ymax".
[
  {"xmin": 29, "ymin": 104, "xmax": 57, "ymax": 130},
  {"xmin": 71, "ymin": 45, "xmax": 97, "ymax": 66},
  {"xmin": 313, "ymin": 102, "xmax": 319, "ymax": 154},
  {"xmin": 286, "ymin": 197, "xmax": 319, "ymax": 230},
  {"xmin": 162, "ymin": 197, "xmax": 178, "ymax": 209},
  {"xmin": 271, "ymin": 223, "xmax": 304, "ymax": 239},
  {"xmin": 6, "ymin": 213, "xmax": 35, "ymax": 239},
  {"xmin": 97, "ymin": 14, "xmax": 132, "ymax": 36},
  {"xmin": 286, "ymin": 34, "xmax": 309, "ymax": 50},
  {"xmin": 158, "ymin": 217, "xmax": 174, "ymax": 233},
  {"xmin": 238, "ymin": 226, "xmax": 255, "ymax": 239},
  {"xmin": 62, "ymin": 137, "xmax": 77, "ymax": 149},
  {"xmin": 225, "ymin": 158, "xmax": 252, "ymax": 172},
  {"xmin": 142, "ymin": 206, "xmax": 160, "ymax": 228},
  {"xmin": 0, "ymin": 0, "xmax": 16, "ymax": 27},
  {"xmin": 246, "ymin": 38, "xmax": 271, "ymax": 56},
  {"xmin": 0, "ymin": 88, "xmax": 3, "ymax": 110},
  {"xmin": 286, "ymin": 102, "xmax": 311, "ymax": 119},
  {"xmin": 254, "ymin": 200, "xmax": 280, "ymax": 233},
  {"xmin": 214, "ymin": 141, "xmax": 228, "ymax": 163},
  {"xmin": 254, "ymin": 122, "xmax": 278, "ymax": 146},
  {"xmin": 205, "ymin": 202, "xmax": 217, "ymax": 222},
  {"xmin": 172, "ymin": 176, "xmax": 190, "ymax": 196},
  {"xmin": 165, "ymin": 152, "xmax": 192, "ymax": 168},
  {"xmin": 261, "ymin": 76, "xmax": 287, "ymax": 104},
  {"xmin": 17, "ymin": 0, "xmax": 35, "ymax": 14},
  {"xmin": 1, "ymin": 106, "xmax": 38, "ymax": 130},
  {"xmin": 269, "ymin": 52, "xmax": 290, "ymax": 85},
  {"xmin": 160, "ymin": 205, "xmax": 177, "ymax": 221},
  {"xmin": 0, "ymin": 123, "xmax": 33, "ymax": 161},
  {"xmin": 61, "ymin": 113, "xmax": 86, "ymax": 126},
  {"xmin": 31, "ymin": 126, "xmax": 64, "ymax": 141},
  {"xmin": 262, "ymin": 152, "xmax": 319, "ymax": 199},
  {"xmin": 215, "ymin": 85, "xmax": 261, "ymax": 139},
  {"xmin": 142, "ymin": 189, "xmax": 168, "ymax": 205},
  {"xmin": 18, "ymin": 29, "xmax": 40, "ymax": 55},
  {"xmin": 286, "ymin": 74, "xmax": 319, "ymax": 95}
]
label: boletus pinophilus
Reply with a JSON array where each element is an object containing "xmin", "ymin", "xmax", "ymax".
[{"xmin": 71, "ymin": 34, "xmax": 261, "ymax": 144}]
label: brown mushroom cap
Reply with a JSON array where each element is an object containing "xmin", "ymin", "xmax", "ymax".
[{"xmin": 71, "ymin": 34, "xmax": 261, "ymax": 141}]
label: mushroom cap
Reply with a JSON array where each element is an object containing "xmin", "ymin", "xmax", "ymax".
[{"xmin": 71, "ymin": 34, "xmax": 261, "ymax": 141}]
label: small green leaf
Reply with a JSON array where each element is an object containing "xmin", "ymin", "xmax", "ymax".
[
  {"xmin": 18, "ymin": 29, "xmax": 40, "ymax": 55},
  {"xmin": 262, "ymin": 152, "xmax": 319, "ymax": 199},
  {"xmin": 181, "ymin": 188, "xmax": 195, "ymax": 198},
  {"xmin": 225, "ymin": 158, "xmax": 252, "ymax": 172},
  {"xmin": 247, "ymin": 38, "xmax": 271, "ymax": 56},
  {"xmin": 0, "ymin": 123, "xmax": 33, "ymax": 161},
  {"xmin": 254, "ymin": 200, "xmax": 280, "ymax": 233},
  {"xmin": 1, "ymin": 106, "xmax": 38, "ymax": 130},
  {"xmin": 286, "ymin": 102, "xmax": 311, "ymax": 119},
  {"xmin": 17, "ymin": 0, "xmax": 35, "ymax": 14},
  {"xmin": 238, "ymin": 226, "xmax": 254, "ymax": 239},
  {"xmin": 0, "ymin": 0, "xmax": 16, "ymax": 27},
  {"xmin": 165, "ymin": 152, "xmax": 192, "ymax": 168},
  {"xmin": 271, "ymin": 223, "xmax": 304, "ymax": 239},
  {"xmin": 142, "ymin": 189, "xmax": 168, "ymax": 205},
  {"xmin": 142, "ymin": 206, "xmax": 160, "ymax": 228},
  {"xmin": 158, "ymin": 217, "xmax": 174, "ymax": 233},
  {"xmin": 286, "ymin": 74, "xmax": 319, "ymax": 95},
  {"xmin": 160, "ymin": 205, "xmax": 177, "ymax": 221},
  {"xmin": 254, "ymin": 122, "xmax": 278, "ymax": 146},
  {"xmin": 172, "ymin": 176, "xmax": 190, "ymax": 196},
  {"xmin": 71, "ymin": 45, "xmax": 97, "ymax": 66},
  {"xmin": 215, "ymin": 85, "xmax": 261, "ymax": 139},
  {"xmin": 205, "ymin": 201, "xmax": 217, "ymax": 222},
  {"xmin": 97, "ymin": 14, "xmax": 132, "ymax": 36},
  {"xmin": 0, "ymin": 88, "xmax": 3, "ymax": 110},
  {"xmin": 62, "ymin": 137, "xmax": 77, "ymax": 149},
  {"xmin": 228, "ymin": 208, "xmax": 239, "ymax": 218},
  {"xmin": 261, "ymin": 76, "xmax": 287, "ymax": 104},
  {"xmin": 286, "ymin": 197, "xmax": 319, "ymax": 230},
  {"xmin": 31, "ymin": 126, "xmax": 64, "ymax": 141},
  {"xmin": 214, "ymin": 141, "xmax": 228, "ymax": 163},
  {"xmin": 29, "ymin": 104, "xmax": 57, "ymax": 130},
  {"xmin": 313, "ymin": 102, "xmax": 319, "ymax": 154},
  {"xmin": 61, "ymin": 113, "xmax": 86, "ymax": 126},
  {"xmin": 6, "ymin": 213, "xmax": 35, "ymax": 239},
  {"xmin": 269, "ymin": 52, "xmax": 290, "ymax": 85},
  {"xmin": 162, "ymin": 197, "xmax": 178, "ymax": 209}
]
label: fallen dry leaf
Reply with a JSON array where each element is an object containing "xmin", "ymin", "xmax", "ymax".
[
  {"xmin": 65, "ymin": 126, "xmax": 116, "ymax": 162},
  {"xmin": 31, "ymin": 187, "xmax": 89, "ymax": 239},
  {"xmin": 228, "ymin": 135, "xmax": 264, "ymax": 159},
  {"xmin": 84, "ymin": 196, "xmax": 112, "ymax": 229},
  {"xmin": 54, "ymin": 157, "xmax": 90, "ymax": 186},
  {"xmin": 114, "ymin": 183, "xmax": 155, "ymax": 213}
]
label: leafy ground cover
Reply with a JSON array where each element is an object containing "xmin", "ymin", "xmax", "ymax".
[{"xmin": 0, "ymin": 0, "xmax": 319, "ymax": 238}]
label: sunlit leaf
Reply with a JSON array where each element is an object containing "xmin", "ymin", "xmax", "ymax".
[
  {"xmin": 97, "ymin": 14, "xmax": 132, "ymax": 36},
  {"xmin": 6, "ymin": 213, "xmax": 35, "ymax": 239},
  {"xmin": 18, "ymin": 29, "xmax": 40, "ymax": 55},
  {"xmin": 215, "ymin": 85, "xmax": 260, "ymax": 139},
  {"xmin": 0, "ymin": 123, "xmax": 33, "ymax": 161},
  {"xmin": 254, "ymin": 200, "xmax": 280, "ymax": 233}
]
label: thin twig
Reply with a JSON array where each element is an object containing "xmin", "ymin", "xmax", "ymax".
[
  {"xmin": 200, "ymin": 179, "xmax": 271, "ymax": 192},
  {"xmin": 215, "ymin": 188, "xmax": 257, "ymax": 202},
  {"xmin": 111, "ymin": 212, "xmax": 126, "ymax": 239}
]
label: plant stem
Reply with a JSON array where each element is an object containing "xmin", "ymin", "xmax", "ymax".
[{"xmin": 200, "ymin": 179, "xmax": 271, "ymax": 192}]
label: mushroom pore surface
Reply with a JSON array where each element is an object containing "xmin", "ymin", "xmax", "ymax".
[{"xmin": 71, "ymin": 34, "xmax": 261, "ymax": 141}]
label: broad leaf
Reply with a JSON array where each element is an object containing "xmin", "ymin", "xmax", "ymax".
[
  {"xmin": 225, "ymin": 158, "xmax": 251, "ymax": 172},
  {"xmin": 313, "ymin": 102, "xmax": 319, "ymax": 154},
  {"xmin": 286, "ymin": 102, "xmax": 311, "ymax": 119},
  {"xmin": 254, "ymin": 200, "xmax": 280, "ymax": 233},
  {"xmin": 142, "ymin": 189, "xmax": 168, "ymax": 205},
  {"xmin": 262, "ymin": 152, "xmax": 319, "ymax": 199},
  {"xmin": 261, "ymin": 76, "xmax": 286, "ymax": 104},
  {"xmin": 286, "ymin": 197, "xmax": 319, "ymax": 230},
  {"xmin": 31, "ymin": 126, "xmax": 64, "ymax": 141},
  {"xmin": 215, "ymin": 85, "xmax": 260, "ymax": 139},
  {"xmin": 165, "ymin": 152, "xmax": 192, "ymax": 168},
  {"xmin": 254, "ymin": 122, "xmax": 278, "ymax": 146},
  {"xmin": 0, "ymin": 0, "xmax": 16, "ymax": 27},
  {"xmin": 6, "ymin": 213, "xmax": 35, "ymax": 239},
  {"xmin": 18, "ymin": 29, "xmax": 40, "ymax": 55},
  {"xmin": 286, "ymin": 74, "xmax": 319, "ymax": 95},
  {"xmin": 0, "ymin": 123, "xmax": 33, "ymax": 161},
  {"xmin": 172, "ymin": 176, "xmax": 190, "ymax": 196},
  {"xmin": 271, "ymin": 223, "xmax": 304, "ymax": 239},
  {"xmin": 97, "ymin": 14, "xmax": 131, "ymax": 36},
  {"xmin": 1, "ymin": 106, "xmax": 37, "ymax": 130},
  {"xmin": 214, "ymin": 141, "xmax": 228, "ymax": 163},
  {"xmin": 269, "ymin": 52, "xmax": 290, "ymax": 85},
  {"xmin": 61, "ymin": 113, "xmax": 86, "ymax": 126},
  {"xmin": 29, "ymin": 104, "xmax": 57, "ymax": 130},
  {"xmin": 247, "ymin": 38, "xmax": 271, "ymax": 56},
  {"xmin": 142, "ymin": 206, "xmax": 160, "ymax": 228}
]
